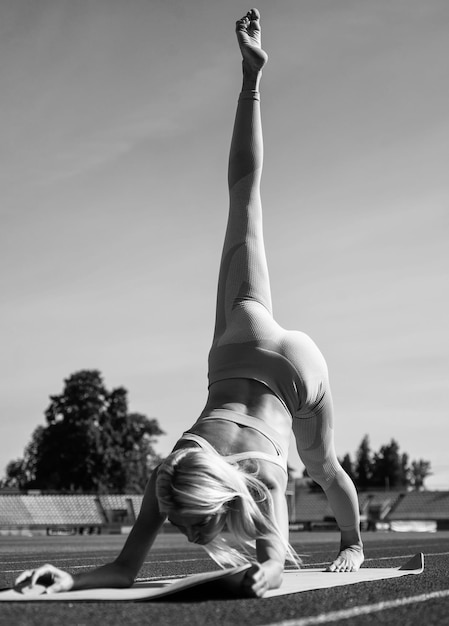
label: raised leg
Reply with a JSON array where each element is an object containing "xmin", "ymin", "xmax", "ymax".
[{"xmin": 212, "ymin": 9, "xmax": 272, "ymax": 346}]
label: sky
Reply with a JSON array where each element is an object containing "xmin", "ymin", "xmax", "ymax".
[{"xmin": 1, "ymin": 0, "xmax": 448, "ymax": 489}]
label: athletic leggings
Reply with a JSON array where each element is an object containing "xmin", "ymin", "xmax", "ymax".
[{"xmin": 208, "ymin": 89, "xmax": 360, "ymax": 532}]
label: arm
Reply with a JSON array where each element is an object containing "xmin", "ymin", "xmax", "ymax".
[
  {"xmin": 16, "ymin": 468, "xmax": 166, "ymax": 593},
  {"xmin": 73, "ymin": 467, "xmax": 166, "ymax": 590},
  {"xmin": 107, "ymin": 468, "xmax": 166, "ymax": 584},
  {"xmin": 243, "ymin": 475, "xmax": 289, "ymax": 597},
  {"xmin": 256, "ymin": 485, "xmax": 288, "ymax": 576}
]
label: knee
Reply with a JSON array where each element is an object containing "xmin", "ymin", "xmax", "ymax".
[{"xmin": 301, "ymin": 453, "xmax": 342, "ymax": 491}]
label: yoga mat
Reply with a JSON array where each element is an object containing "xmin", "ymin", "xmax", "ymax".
[
  {"xmin": 265, "ymin": 552, "xmax": 424, "ymax": 598},
  {"xmin": 0, "ymin": 553, "xmax": 424, "ymax": 602}
]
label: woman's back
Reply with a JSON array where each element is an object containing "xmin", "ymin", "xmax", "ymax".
[{"xmin": 171, "ymin": 378, "xmax": 292, "ymax": 488}]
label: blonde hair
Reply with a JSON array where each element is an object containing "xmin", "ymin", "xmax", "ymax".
[{"xmin": 156, "ymin": 447, "xmax": 301, "ymax": 569}]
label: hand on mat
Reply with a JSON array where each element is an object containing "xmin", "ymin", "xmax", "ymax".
[
  {"xmin": 241, "ymin": 563, "xmax": 269, "ymax": 597},
  {"xmin": 15, "ymin": 564, "xmax": 74, "ymax": 594},
  {"xmin": 241, "ymin": 561, "xmax": 282, "ymax": 597}
]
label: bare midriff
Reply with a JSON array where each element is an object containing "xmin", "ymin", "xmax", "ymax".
[{"xmin": 195, "ymin": 378, "xmax": 292, "ymax": 459}]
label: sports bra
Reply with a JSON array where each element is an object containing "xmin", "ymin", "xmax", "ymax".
[{"xmin": 179, "ymin": 409, "xmax": 288, "ymax": 475}]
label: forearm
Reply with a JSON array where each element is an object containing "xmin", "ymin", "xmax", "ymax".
[
  {"xmin": 240, "ymin": 533, "xmax": 285, "ymax": 597},
  {"xmin": 255, "ymin": 488, "xmax": 289, "ymax": 589},
  {"xmin": 18, "ymin": 471, "xmax": 166, "ymax": 594},
  {"xmin": 71, "ymin": 560, "xmax": 134, "ymax": 591},
  {"xmin": 250, "ymin": 537, "xmax": 285, "ymax": 592}
]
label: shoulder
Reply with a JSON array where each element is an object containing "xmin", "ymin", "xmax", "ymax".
[
  {"xmin": 248, "ymin": 458, "xmax": 288, "ymax": 492},
  {"xmin": 171, "ymin": 439, "xmax": 201, "ymax": 453}
]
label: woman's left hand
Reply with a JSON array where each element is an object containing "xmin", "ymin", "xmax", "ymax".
[
  {"xmin": 241, "ymin": 560, "xmax": 283, "ymax": 597},
  {"xmin": 242, "ymin": 563, "xmax": 269, "ymax": 597}
]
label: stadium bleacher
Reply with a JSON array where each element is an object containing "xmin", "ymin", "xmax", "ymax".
[
  {"xmin": 289, "ymin": 489, "xmax": 335, "ymax": 529},
  {"xmin": 0, "ymin": 495, "xmax": 103, "ymax": 534},
  {"xmin": 287, "ymin": 485, "xmax": 449, "ymax": 531},
  {"xmin": 1, "ymin": 489, "xmax": 449, "ymax": 534},
  {"xmin": 387, "ymin": 491, "xmax": 449, "ymax": 530},
  {"xmin": 0, "ymin": 496, "xmax": 33, "ymax": 526},
  {"xmin": 21, "ymin": 495, "xmax": 103, "ymax": 526},
  {"xmin": 98, "ymin": 494, "xmax": 143, "ymax": 517},
  {"xmin": 98, "ymin": 494, "xmax": 143, "ymax": 526}
]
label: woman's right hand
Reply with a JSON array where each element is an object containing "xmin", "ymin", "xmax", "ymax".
[{"xmin": 15, "ymin": 563, "xmax": 74, "ymax": 594}]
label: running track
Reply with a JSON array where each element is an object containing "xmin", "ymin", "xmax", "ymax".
[{"xmin": 1, "ymin": 531, "xmax": 448, "ymax": 625}]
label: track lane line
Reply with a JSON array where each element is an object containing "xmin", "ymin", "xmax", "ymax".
[
  {"xmin": 1, "ymin": 558, "xmax": 212, "ymax": 575},
  {"xmin": 3, "ymin": 551, "xmax": 448, "ymax": 574},
  {"xmin": 260, "ymin": 589, "xmax": 449, "ymax": 626},
  {"xmin": 4, "ymin": 549, "xmax": 448, "ymax": 567}
]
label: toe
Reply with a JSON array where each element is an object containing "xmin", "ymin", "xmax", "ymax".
[
  {"xmin": 236, "ymin": 18, "xmax": 247, "ymax": 32},
  {"xmin": 248, "ymin": 8, "xmax": 260, "ymax": 21}
]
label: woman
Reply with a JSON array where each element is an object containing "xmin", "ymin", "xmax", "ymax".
[{"xmin": 16, "ymin": 9, "xmax": 364, "ymax": 598}]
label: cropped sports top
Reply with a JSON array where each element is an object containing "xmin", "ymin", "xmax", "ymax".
[{"xmin": 180, "ymin": 409, "xmax": 288, "ymax": 475}]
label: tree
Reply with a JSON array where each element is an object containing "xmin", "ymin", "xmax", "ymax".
[
  {"xmin": 2, "ymin": 426, "xmax": 46, "ymax": 490},
  {"xmin": 354, "ymin": 435, "xmax": 372, "ymax": 489},
  {"xmin": 371, "ymin": 439, "xmax": 409, "ymax": 490},
  {"xmin": 399, "ymin": 452, "xmax": 410, "ymax": 487},
  {"xmin": 344, "ymin": 436, "xmax": 432, "ymax": 491},
  {"xmin": 3, "ymin": 370, "xmax": 164, "ymax": 493},
  {"xmin": 3, "ymin": 459, "xmax": 28, "ymax": 490},
  {"xmin": 410, "ymin": 460, "xmax": 432, "ymax": 491}
]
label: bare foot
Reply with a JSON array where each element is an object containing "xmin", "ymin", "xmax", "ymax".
[
  {"xmin": 326, "ymin": 544, "xmax": 365, "ymax": 573},
  {"xmin": 235, "ymin": 9, "xmax": 268, "ymax": 73}
]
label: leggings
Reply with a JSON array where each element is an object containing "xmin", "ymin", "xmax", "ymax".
[{"xmin": 208, "ymin": 89, "xmax": 360, "ymax": 532}]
